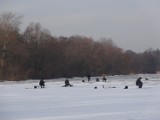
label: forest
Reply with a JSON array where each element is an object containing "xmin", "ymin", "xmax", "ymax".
[{"xmin": 0, "ymin": 12, "xmax": 160, "ymax": 81}]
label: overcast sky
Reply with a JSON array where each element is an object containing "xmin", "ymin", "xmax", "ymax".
[{"xmin": 1, "ymin": 0, "xmax": 160, "ymax": 52}]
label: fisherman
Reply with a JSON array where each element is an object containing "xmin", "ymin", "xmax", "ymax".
[
  {"xmin": 39, "ymin": 79, "xmax": 45, "ymax": 88},
  {"xmin": 136, "ymin": 77, "xmax": 143, "ymax": 88},
  {"xmin": 102, "ymin": 76, "xmax": 107, "ymax": 82},
  {"xmin": 96, "ymin": 78, "xmax": 99, "ymax": 82},
  {"xmin": 87, "ymin": 74, "xmax": 91, "ymax": 82},
  {"xmin": 124, "ymin": 85, "xmax": 128, "ymax": 89},
  {"xmin": 64, "ymin": 79, "xmax": 73, "ymax": 87}
]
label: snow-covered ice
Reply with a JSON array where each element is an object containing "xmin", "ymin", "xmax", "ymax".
[{"xmin": 0, "ymin": 74, "xmax": 160, "ymax": 120}]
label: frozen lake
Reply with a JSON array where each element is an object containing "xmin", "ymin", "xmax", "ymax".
[{"xmin": 0, "ymin": 74, "xmax": 160, "ymax": 120}]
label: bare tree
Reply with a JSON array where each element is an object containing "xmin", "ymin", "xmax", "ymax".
[
  {"xmin": 23, "ymin": 22, "xmax": 51, "ymax": 79},
  {"xmin": 0, "ymin": 12, "xmax": 22, "ymax": 79}
]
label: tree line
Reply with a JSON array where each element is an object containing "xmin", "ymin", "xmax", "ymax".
[{"xmin": 0, "ymin": 12, "xmax": 160, "ymax": 81}]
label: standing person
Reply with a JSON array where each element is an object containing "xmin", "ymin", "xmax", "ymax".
[
  {"xmin": 39, "ymin": 79, "xmax": 45, "ymax": 88},
  {"xmin": 136, "ymin": 77, "xmax": 143, "ymax": 88},
  {"xmin": 102, "ymin": 76, "xmax": 107, "ymax": 82},
  {"xmin": 87, "ymin": 74, "xmax": 91, "ymax": 82}
]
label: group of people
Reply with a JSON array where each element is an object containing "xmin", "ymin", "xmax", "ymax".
[
  {"xmin": 38, "ymin": 78, "xmax": 73, "ymax": 88},
  {"xmin": 37, "ymin": 76, "xmax": 144, "ymax": 89},
  {"xmin": 96, "ymin": 76, "xmax": 107, "ymax": 82},
  {"xmin": 124, "ymin": 77, "xmax": 143, "ymax": 89},
  {"xmin": 91, "ymin": 75, "xmax": 143, "ymax": 89},
  {"xmin": 87, "ymin": 74, "xmax": 107, "ymax": 82}
]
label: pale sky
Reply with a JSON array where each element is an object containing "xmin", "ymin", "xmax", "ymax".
[{"xmin": 1, "ymin": 0, "xmax": 160, "ymax": 52}]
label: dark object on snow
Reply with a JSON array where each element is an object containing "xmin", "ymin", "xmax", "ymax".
[
  {"xmin": 34, "ymin": 86, "xmax": 37, "ymax": 89},
  {"xmin": 145, "ymin": 77, "xmax": 149, "ymax": 80},
  {"xmin": 39, "ymin": 79, "xmax": 45, "ymax": 88},
  {"xmin": 82, "ymin": 80, "xmax": 85, "ymax": 82},
  {"xmin": 109, "ymin": 86, "xmax": 116, "ymax": 88},
  {"xmin": 64, "ymin": 79, "xmax": 73, "ymax": 87},
  {"xmin": 111, "ymin": 86, "xmax": 116, "ymax": 88},
  {"xmin": 96, "ymin": 78, "xmax": 99, "ymax": 82},
  {"xmin": 94, "ymin": 86, "xmax": 97, "ymax": 89},
  {"xmin": 124, "ymin": 86, "xmax": 128, "ymax": 89},
  {"xmin": 87, "ymin": 74, "xmax": 91, "ymax": 82},
  {"xmin": 102, "ymin": 76, "xmax": 107, "ymax": 82},
  {"xmin": 139, "ymin": 82, "xmax": 143, "ymax": 88},
  {"xmin": 136, "ymin": 77, "xmax": 143, "ymax": 88},
  {"xmin": 136, "ymin": 77, "xmax": 141, "ymax": 86}
]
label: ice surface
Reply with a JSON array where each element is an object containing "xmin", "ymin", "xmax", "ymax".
[{"xmin": 0, "ymin": 74, "xmax": 160, "ymax": 120}]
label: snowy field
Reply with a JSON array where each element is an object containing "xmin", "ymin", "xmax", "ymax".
[{"xmin": 0, "ymin": 74, "xmax": 160, "ymax": 120}]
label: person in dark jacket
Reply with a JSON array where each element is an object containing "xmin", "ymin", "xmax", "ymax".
[
  {"xmin": 96, "ymin": 78, "xmax": 99, "ymax": 82},
  {"xmin": 124, "ymin": 85, "xmax": 128, "ymax": 89},
  {"xmin": 136, "ymin": 77, "xmax": 143, "ymax": 88},
  {"xmin": 87, "ymin": 74, "xmax": 91, "ymax": 82},
  {"xmin": 39, "ymin": 79, "xmax": 45, "ymax": 88},
  {"xmin": 102, "ymin": 76, "xmax": 107, "ymax": 82},
  {"xmin": 64, "ymin": 79, "xmax": 73, "ymax": 87}
]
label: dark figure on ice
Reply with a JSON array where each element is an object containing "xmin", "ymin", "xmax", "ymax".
[
  {"xmin": 136, "ymin": 77, "xmax": 143, "ymax": 88},
  {"xmin": 82, "ymin": 80, "xmax": 85, "ymax": 82},
  {"xmin": 87, "ymin": 74, "xmax": 91, "ymax": 82},
  {"xmin": 102, "ymin": 76, "xmax": 107, "ymax": 82},
  {"xmin": 64, "ymin": 79, "xmax": 73, "ymax": 87},
  {"xmin": 124, "ymin": 85, "xmax": 128, "ymax": 89},
  {"xmin": 94, "ymin": 86, "xmax": 97, "ymax": 89},
  {"xmin": 96, "ymin": 78, "xmax": 99, "ymax": 82},
  {"xmin": 39, "ymin": 79, "xmax": 45, "ymax": 88}
]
